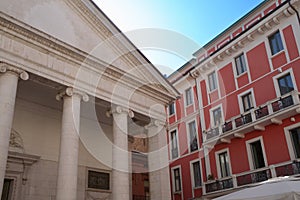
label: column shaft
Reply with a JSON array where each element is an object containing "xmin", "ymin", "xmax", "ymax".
[
  {"xmin": 148, "ymin": 123, "xmax": 171, "ymax": 200},
  {"xmin": 112, "ymin": 108, "xmax": 130, "ymax": 200},
  {"xmin": 0, "ymin": 72, "xmax": 19, "ymax": 196},
  {"xmin": 56, "ymin": 94, "xmax": 81, "ymax": 200}
]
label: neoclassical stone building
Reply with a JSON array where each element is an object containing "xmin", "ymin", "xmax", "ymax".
[{"xmin": 0, "ymin": 0, "xmax": 179, "ymax": 199}]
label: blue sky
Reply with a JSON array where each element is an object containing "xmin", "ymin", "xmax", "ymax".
[{"xmin": 94, "ymin": 0, "xmax": 265, "ymax": 75}]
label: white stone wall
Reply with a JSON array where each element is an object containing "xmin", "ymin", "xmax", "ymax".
[{"xmin": 11, "ymin": 97, "xmax": 113, "ymax": 199}]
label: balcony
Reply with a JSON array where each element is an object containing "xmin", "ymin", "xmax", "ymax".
[
  {"xmin": 203, "ymin": 160, "xmax": 300, "ymax": 197},
  {"xmin": 204, "ymin": 91, "xmax": 300, "ymax": 144}
]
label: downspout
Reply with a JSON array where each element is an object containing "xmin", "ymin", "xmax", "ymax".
[{"xmin": 289, "ymin": 0, "xmax": 300, "ymax": 26}]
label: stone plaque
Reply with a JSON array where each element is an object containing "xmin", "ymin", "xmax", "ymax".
[{"xmin": 88, "ymin": 170, "xmax": 110, "ymax": 190}]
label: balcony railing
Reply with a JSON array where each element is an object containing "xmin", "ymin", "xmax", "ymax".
[
  {"xmin": 205, "ymin": 177, "xmax": 233, "ymax": 193},
  {"xmin": 203, "ymin": 160, "xmax": 300, "ymax": 196},
  {"xmin": 204, "ymin": 91, "xmax": 300, "ymax": 142}
]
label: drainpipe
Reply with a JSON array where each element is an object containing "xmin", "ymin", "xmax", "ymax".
[{"xmin": 289, "ymin": 0, "xmax": 300, "ymax": 26}]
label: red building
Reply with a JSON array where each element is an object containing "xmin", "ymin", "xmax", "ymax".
[{"xmin": 167, "ymin": 0, "xmax": 300, "ymax": 199}]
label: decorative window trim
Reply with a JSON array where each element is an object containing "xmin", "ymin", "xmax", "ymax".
[
  {"xmin": 190, "ymin": 159, "xmax": 203, "ymax": 188},
  {"xmin": 86, "ymin": 168, "xmax": 112, "ymax": 192},
  {"xmin": 209, "ymin": 104, "xmax": 224, "ymax": 128},
  {"xmin": 273, "ymin": 68, "xmax": 297, "ymax": 97},
  {"xmin": 237, "ymin": 88, "xmax": 256, "ymax": 113},
  {"xmin": 246, "ymin": 136, "xmax": 268, "ymax": 170},
  {"xmin": 171, "ymin": 166, "xmax": 183, "ymax": 193},
  {"xmin": 284, "ymin": 122, "xmax": 300, "ymax": 160},
  {"xmin": 169, "ymin": 128, "xmax": 180, "ymax": 160},
  {"xmin": 215, "ymin": 148, "xmax": 232, "ymax": 178},
  {"xmin": 186, "ymin": 118, "xmax": 199, "ymax": 153}
]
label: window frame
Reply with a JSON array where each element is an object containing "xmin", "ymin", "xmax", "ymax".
[
  {"xmin": 215, "ymin": 148, "xmax": 232, "ymax": 178},
  {"xmin": 186, "ymin": 119, "xmax": 199, "ymax": 153},
  {"xmin": 168, "ymin": 102, "xmax": 176, "ymax": 116},
  {"xmin": 169, "ymin": 129, "xmax": 180, "ymax": 160},
  {"xmin": 246, "ymin": 136, "xmax": 268, "ymax": 170},
  {"xmin": 273, "ymin": 69, "xmax": 298, "ymax": 97},
  {"xmin": 208, "ymin": 71, "xmax": 218, "ymax": 92},
  {"xmin": 171, "ymin": 166, "xmax": 182, "ymax": 193},
  {"xmin": 238, "ymin": 88, "xmax": 256, "ymax": 113},
  {"xmin": 210, "ymin": 105, "xmax": 224, "ymax": 127},
  {"xmin": 235, "ymin": 53, "xmax": 247, "ymax": 76},
  {"xmin": 185, "ymin": 87, "xmax": 194, "ymax": 106},
  {"xmin": 190, "ymin": 159, "xmax": 203, "ymax": 188},
  {"xmin": 284, "ymin": 123, "xmax": 300, "ymax": 160},
  {"xmin": 268, "ymin": 30, "xmax": 284, "ymax": 56}
]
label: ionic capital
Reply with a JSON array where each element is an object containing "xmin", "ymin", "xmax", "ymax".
[
  {"xmin": 0, "ymin": 63, "xmax": 29, "ymax": 80},
  {"xmin": 106, "ymin": 106, "xmax": 134, "ymax": 118},
  {"xmin": 56, "ymin": 87, "xmax": 89, "ymax": 102}
]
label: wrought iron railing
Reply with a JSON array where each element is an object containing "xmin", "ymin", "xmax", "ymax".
[
  {"xmin": 205, "ymin": 177, "xmax": 233, "ymax": 193},
  {"xmin": 204, "ymin": 91, "xmax": 300, "ymax": 142}
]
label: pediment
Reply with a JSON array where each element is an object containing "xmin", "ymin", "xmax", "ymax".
[{"xmin": 0, "ymin": 0, "xmax": 179, "ymax": 102}]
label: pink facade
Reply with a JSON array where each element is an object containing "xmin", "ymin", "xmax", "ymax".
[{"xmin": 168, "ymin": 0, "xmax": 300, "ymax": 199}]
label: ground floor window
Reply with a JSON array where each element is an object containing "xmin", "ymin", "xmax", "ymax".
[
  {"xmin": 249, "ymin": 140, "xmax": 266, "ymax": 169},
  {"xmin": 218, "ymin": 151, "xmax": 231, "ymax": 177},
  {"xmin": 191, "ymin": 161, "xmax": 202, "ymax": 187},
  {"xmin": 290, "ymin": 127, "xmax": 300, "ymax": 159},
  {"xmin": 173, "ymin": 168, "xmax": 181, "ymax": 192}
]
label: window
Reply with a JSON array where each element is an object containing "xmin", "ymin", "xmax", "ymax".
[
  {"xmin": 191, "ymin": 161, "xmax": 202, "ymax": 187},
  {"xmin": 188, "ymin": 121, "xmax": 198, "ymax": 152},
  {"xmin": 218, "ymin": 152, "xmax": 231, "ymax": 177},
  {"xmin": 185, "ymin": 88, "xmax": 193, "ymax": 106},
  {"xmin": 169, "ymin": 102, "xmax": 175, "ymax": 115},
  {"xmin": 208, "ymin": 71, "xmax": 217, "ymax": 91},
  {"xmin": 290, "ymin": 127, "xmax": 300, "ymax": 159},
  {"xmin": 212, "ymin": 107, "xmax": 222, "ymax": 126},
  {"xmin": 249, "ymin": 140, "xmax": 266, "ymax": 169},
  {"xmin": 87, "ymin": 170, "xmax": 110, "ymax": 190},
  {"xmin": 235, "ymin": 53, "xmax": 247, "ymax": 75},
  {"xmin": 173, "ymin": 168, "xmax": 181, "ymax": 192},
  {"xmin": 170, "ymin": 130, "xmax": 179, "ymax": 159},
  {"xmin": 278, "ymin": 74, "xmax": 294, "ymax": 95},
  {"xmin": 1, "ymin": 179, "xmax": 14, "ymax": 200},
  {"xmin": 269, "ymin": 30, "xmax": 284, "ymax": 55},
  {"xmin": 242, "ymin": 92, "xmax": 254, "ymax": 112}
]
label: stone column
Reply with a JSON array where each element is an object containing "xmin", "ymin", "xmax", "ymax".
[
  {"xmin": 146, "ymin": 120, "xmax": 171, "ymax": 200},
  {"xmin": 55, "ymin": 88, "xmax": 88, "ymax": 200},
  {"xmin": 0, "ymin": 65, "xmax": 28, "ymax": 196},
  {"xmin": 110, "ymin": 106, "xmax": 133, "ymax": 200}
]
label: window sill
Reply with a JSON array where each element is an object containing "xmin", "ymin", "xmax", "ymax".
[
  {"xmin": 236, "ymin": 71, "xmax": 248, "ymax": 78},
  {"xmin": 270, "ymin": 49, "xmax": 285, "ymax": 58}
]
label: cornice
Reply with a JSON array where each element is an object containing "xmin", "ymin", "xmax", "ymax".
[{"xmin": 191, "ymin": 1, "xmax": 297, "ymax": 78}]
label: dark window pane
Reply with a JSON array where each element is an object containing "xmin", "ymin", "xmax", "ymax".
[
  {"xmin": 189, "ymin": 121, "xmax": 198, "ymax": 152},
  {"xmin": 219, "ymin": 152, "xmax": 230, "ymax": 177},
  {"xmin": 278, "ymin": 74, "xmax": 294, "ymax": 95},
  {"xmin": 269, "ymin": 31, "xmax": 284, "ymax": 55},
  {"xmin": 192, "ymin": 161, "xmax": 202, "ymax": 187},
  {"xmin": 174, "ymin": 168, "xmax": 181, "ymax": 192},
  {"xmin": 290, "ymin": 128, "xmax": 300, "ymax": 158},
  {"xmin": 250, "ymin": 141, "xmax": 265, "ymax": 169}
]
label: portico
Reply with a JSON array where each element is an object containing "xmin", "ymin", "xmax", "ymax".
[{"xmin": 0, "ymin": 0, "xmax": 178, "ymax": 199}]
